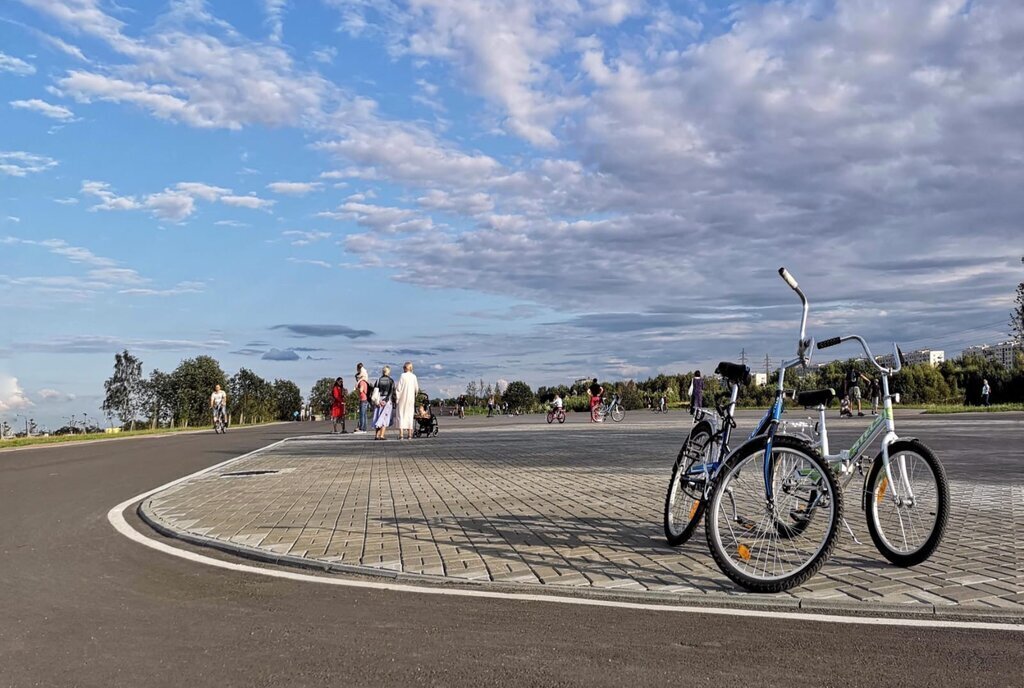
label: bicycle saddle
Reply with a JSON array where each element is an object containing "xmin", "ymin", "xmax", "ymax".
[
  {"xmin": 796, "ymin": 388, "xmax": 836, "ymax": 408},
  {"xmin": 715, "ymin": 361, "xmax": 751, "ymax": 385}
]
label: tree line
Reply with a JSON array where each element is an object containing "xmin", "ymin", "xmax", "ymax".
[
  {"xmin": 102, "ymin": 351, "xmax": 304, "ymax": 429},
  {"xmin": 100, "ymin": 343, "xmax": 1022, "ymax": 430}
]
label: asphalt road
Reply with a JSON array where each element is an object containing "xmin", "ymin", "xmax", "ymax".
[{"xmin": 2, "ymin": 417, "xmax": 1022, "ymax": 687}]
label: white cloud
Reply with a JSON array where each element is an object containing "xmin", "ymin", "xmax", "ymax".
[
  {"xmin": 81, "ymin": 180, "xmax": 139, "ymax": 211},
  {"xmin": 0, "ymin": 151, "xmax": 58, "ymax": 177},
  {"xmin": 267, "ymin": 181, "xmax": 322, "ymax": 195},
  {"xmin": 283, "ymin": 230, "xmax": 331, "ymax": 246},
  {"xmin": 10, "ymin": 99, "xmax": 76, "ymax": 121},
  {"xmin": 287, "ymin": 257, "xmax": 333, "ymax": 268},
  {"xmin": 37, "ymin": 1, "xmax": 327, "ymax": 130},
  {"xmin": 0, "ymin": 51, "xmax": 35, "ymax": 76},
  {"xmin": 39, "ymin": 33, "xmax": 88, "ymax": 61},
  {"xmin": 319, "ymin": 201, "xmax": 437, "ymax": 234},
  {"xmin": 37, "ymin": 388, "xmax": 76, "ymax": 403},
  {"xmin": 81, "ymin": 180, "xmax": 266, "ymax": 220},
  {"xmin": 53, "ymin": 197, "xmax": 79, "ymax": 205},
  {"xmin": 119, "ymin": 280, "xmax": 206, "ymax": 296},
  {"xmin": 264, "ymin": 0, "xmax": 288, "ymax": 42},
  {"xmin": 143, "ymin": 190, "xmax": 195, "ymax": 222},
  {"xmin": 221, "ymin": 194, "xmax": 275, "ymax": 210},
  {"xmin": 174, "ymin": 182, "xmax": 230, "ymax": 202},
  {"xmin": 0, "ymin": 376, "xmax": 33, "ymax": 413}
]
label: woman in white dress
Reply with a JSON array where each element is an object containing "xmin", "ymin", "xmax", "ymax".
[{"xmin": 395, "ymin": 361, "xmax": 420, "ymax": 440}]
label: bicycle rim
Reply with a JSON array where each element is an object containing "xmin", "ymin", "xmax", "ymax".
[
  {"xmin": 665, "ymin": 430, "xmax": 713, "ymax": 540},
  {"xmin": 708, "ymin": 442, "xmax": 838, "ymax": 587},
  {"xmin": 867, "ymin": 447, "xmax": 944, "ymax": 560}
]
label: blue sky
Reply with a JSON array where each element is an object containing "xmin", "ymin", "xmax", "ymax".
[{"xmin": 2, "ymin": 0, "xmax": 1023, "ymax": 428}]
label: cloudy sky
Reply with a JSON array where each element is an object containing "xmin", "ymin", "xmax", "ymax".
[{"xmin": 2, "ymin": 0, "xmax": 1022, "ymax": 427}]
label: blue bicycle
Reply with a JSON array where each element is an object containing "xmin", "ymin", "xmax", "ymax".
[
  {"xmin": 699, "ymin": 269, "xmax": 844, "ymax": 592},
  {"xmin": 664, "ymin": 362, "xmax": 751, "ymax": 545}
]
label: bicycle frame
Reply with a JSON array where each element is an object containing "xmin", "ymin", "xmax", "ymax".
[
  {"xmin": 802, "ymin": 335, "xmax": 916, "ymax": 509},
  {"xmin": 759, "ymin": 268, "xmax": 813, "ymax": 505},
  {"xmin": 682, "ymin": 383, "xmax": 741, "ymax": 488}
]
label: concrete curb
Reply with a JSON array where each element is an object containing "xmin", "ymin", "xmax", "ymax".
[{"xmin": 137, "ymin": 497, "xmax": 1024, "ymax": 625}]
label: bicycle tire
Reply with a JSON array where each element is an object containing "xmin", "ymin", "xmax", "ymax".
[
  {"xmin": 546, "ymin": 411, "xmax": 554, "ymax": 424},
  {"xmin": 611, "ymin": 405, "xmax": 625, "ymax": 422},
  {"xmin": 663, "ymin": 420, "xmax": 715, "ymax": 546},
  {"xmin": 705, "ymin": 434, "xmax": 842, "ymax": 593},
  {"xmin": 558, "ymin": 411, "xmax": 566, "ymax": 424},
  {"xmin": 865, "ymin": 439, "xmax": 949, "ymax": 567}
]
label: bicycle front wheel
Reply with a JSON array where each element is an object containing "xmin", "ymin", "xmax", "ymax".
[
  {"xmin": 705, "ymin": 435, "xmax": 842, "ymax": 593},
  {"xmin": 546, "ymin": 411, "xmax": 554, "ymax": 424},
  {"xmin": 865, "ymin": 439, "xmax": 949, "ymax": 567},
  {"xmin": 611, "ymin": 406, "xmax": 625, "ymax": 422},
  {"xmin": 664, "ymin": 420, "xmax": 714, "ymax": 546}
]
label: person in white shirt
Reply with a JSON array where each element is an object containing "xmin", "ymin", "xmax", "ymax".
[
  {"xmin": 552, "ymin": 394, "xmax": 564, "ymax": 410},
  {"xmin": 210, "ymin": 384, "xmax": 228, "ymax": 428}
]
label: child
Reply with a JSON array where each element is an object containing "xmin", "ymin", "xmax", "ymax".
[{"xmin": 839, "ymin": 395, "xmax": 853, "ymax": 418}]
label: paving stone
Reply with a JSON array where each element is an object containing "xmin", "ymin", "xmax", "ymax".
[{"xmin": 142, "ymin": 426, "xmax": 1024, "ymax": 615}]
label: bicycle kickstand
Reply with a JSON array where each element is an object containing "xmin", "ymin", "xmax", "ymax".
[{"xmin": 840, "ymin": 517, "xmax": 862, "ymax": 545}]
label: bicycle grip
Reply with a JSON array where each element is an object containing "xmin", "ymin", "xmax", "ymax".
[
  {"xmin": 817, "ymin": 336, "xmax": 841, "ymax": 349},
  {"xmin": 778, "ymin": 267, "xmax": 799, "ymax": 290}
]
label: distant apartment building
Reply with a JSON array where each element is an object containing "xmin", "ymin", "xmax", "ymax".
[
  {"xmin": 750, "ymin": 372, "xmax": 768, "ymax": 387},
  {"xmin": 962, "ymin": 341, "xmax": 1020, "ymax": 368},
  {"xmin": 877, "ymin": 348, "xmax": 945, "ymax": 368}
]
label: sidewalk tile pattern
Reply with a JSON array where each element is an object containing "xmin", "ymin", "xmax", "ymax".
[{"xmin": 145, "ymin": 429, "xmax": 1024, "ymax": 612}]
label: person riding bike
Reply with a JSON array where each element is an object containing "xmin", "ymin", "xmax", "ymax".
[{"xmin": 210, "ymin": 384, "xmax": 228, "ymax": 430}]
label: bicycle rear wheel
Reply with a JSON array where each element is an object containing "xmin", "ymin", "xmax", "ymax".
[
  {"xmin": 705, "ymin": 434, "xmax": 842, "ymax": 593},
  {"xmin": 664, "ymin": 420, "xmax": 714, "ymax": 546},
  {"xmin": 865, "ymin": 439, "xmax": 949, "ymax": 566}
]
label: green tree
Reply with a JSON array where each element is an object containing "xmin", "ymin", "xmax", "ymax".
[
  {"xmin": 140, "ymin": 369, "xmax": 175, "ymax": 429},
  {"xmin": 502, "ymin": 381, "xmax": 535, "ymax": 413},
  {"xmin": 171, "ymin": 356, "xmax": 227, "ymax": 427},
  {"xmin": 465, "ymin": 380, "xmax": 478, "ymax": 403},
  {"xmin": 102, "ymin": 350, "xmax": 143, "ymax": 430},
  {"xmin": 1012, "ymin": 281, "xmax": 1024, "ymax": 347},
  {"xmin": 309, "ymin": 377, "xmax": 335, "ymax": 419},
  {"xmin": 228, "ymin": 368, "xmax": 275, "ymax": 424},
  {"xmin": 272, "ymin": 379, "xmax": 303, "ymax": 421}
]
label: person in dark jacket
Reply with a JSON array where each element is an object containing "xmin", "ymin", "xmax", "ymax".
[
  {"xmin": 689, "ymin": 371, "xmax": 703, "ymax": 415},
  {"xmin": 373, "ymin": 366, "xmax": 397, "ymax": 440},
  {"xmin": 331, "ymin": 377, "xmax": 347, "ymax": 434}
]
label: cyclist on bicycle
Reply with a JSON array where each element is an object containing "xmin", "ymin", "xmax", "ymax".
[{"xmin": 210, "ymin": 384, "xmax": 228, "ymax": 430}]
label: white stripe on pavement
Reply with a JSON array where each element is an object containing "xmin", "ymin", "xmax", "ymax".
[{"xmin": 107, "ymin": 439, "xmax": 1024, "ymax": 633}]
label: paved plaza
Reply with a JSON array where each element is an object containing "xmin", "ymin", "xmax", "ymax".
[{"xmin": 141, "ymin": 414, "xmax": 1024, "ymax": 617}]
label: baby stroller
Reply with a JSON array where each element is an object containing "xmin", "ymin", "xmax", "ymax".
[{"xmin": 413, "ymin": 392, "xmax": 439, "ymax": 438}]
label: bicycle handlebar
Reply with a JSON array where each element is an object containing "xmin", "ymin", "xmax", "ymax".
[
  {"xmin": 778, "ymin": 267, "xmax": 812, "ymax": 363},
  {"xmin": 778, "ymin": 267, "xmax": 799, "ymax": 291},
  {"xmin": 814, "ymin": 335, "xmax": 903, "ymax": 374}
]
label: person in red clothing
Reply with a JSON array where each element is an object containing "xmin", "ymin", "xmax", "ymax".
[{"xmin": 331, "ymin": 377, "xmax": 347, "ymax": 434}]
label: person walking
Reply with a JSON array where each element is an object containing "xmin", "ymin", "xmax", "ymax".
[
  {"xmin": 981, "ymin": 379, "xmax": 991, "ymax": 407},
  {"xmin": 845, "ymin": 366, "xmax": 869, "ymax": 417},
  {"xmin": 395, "ymin": 362, "xmax": 420, "ymax": 440},
  {"xmin": 589, "ymin": 378, "xmax": 604, "ymax": 423},
  {"xmin": 372, "ymin": 366, "xmax": 396, "ymax": 440},
  {"xmin": 330, "ymin": 377, "xmax": 347, "ymax": 434},
  {"xmin": 487, "ymin": 394, "xmax": 496, "ymax": 417},
  {"xmin": 355, "ymin": 363, "xmax": 370, "ymax": 434},
  {"xmin": 689, "ymin": 371, "xmax": 703, "ymax": 415},
  {"xmin": 869, "ymin": 377, "xmax": 881, "ymax": 416}
]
